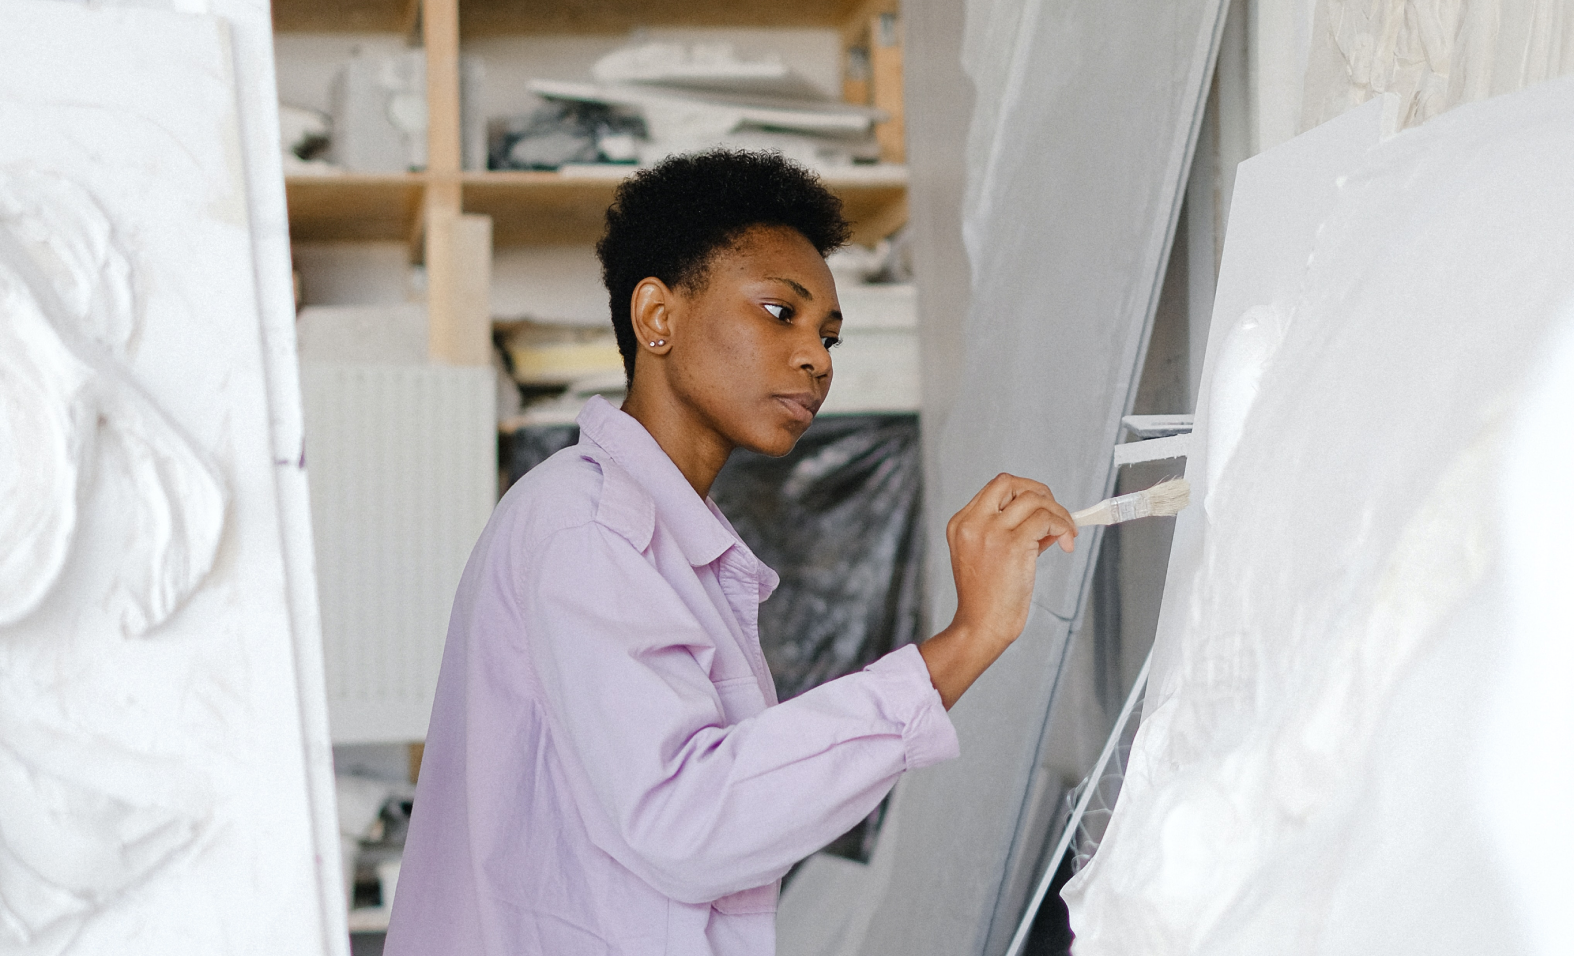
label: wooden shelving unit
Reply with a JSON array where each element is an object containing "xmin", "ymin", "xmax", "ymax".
[
  {"xmin": 273, "ymin": 0, "xmax": 872, "ymax": 35},
  {"xmin": 287, "ymin": 168, "xmax": 908, "ymax": 246},
  {"xmin": 273, "ymin": 0, "xmax": 414, "ymax": 33},
  {"xmin": 276, "ymin": 0, "xmax": 904, "ymax": 365},
  {"xmin": 285, "ymin": 174, "xmax": 425, "ymax": 243}
]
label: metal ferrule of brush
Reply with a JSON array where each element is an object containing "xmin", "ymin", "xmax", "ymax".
[
  {"xmin": 1106, "ymin": 490, "xmax": 1152, "ymax": 523},
  {"xmin": 1071, "ymin": 477, "xmax": 1189, "ymax": 527}
]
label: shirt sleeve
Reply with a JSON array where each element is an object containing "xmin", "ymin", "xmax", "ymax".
[{"xmin": 521, "ymin": 521, "xmax": 959, "ymax": 905}]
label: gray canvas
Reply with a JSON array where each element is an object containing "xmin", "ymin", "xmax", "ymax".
[{"xmin": 777, "ymin": 1, "xmax": 1228, "ymax": 953}]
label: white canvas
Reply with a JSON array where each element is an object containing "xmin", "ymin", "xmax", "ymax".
[
  {"xmin": 1062, "ymin": 76, "xmax": 1574, "ymax": 956},
  {"xmin": 0, "ymin": 2, "xmax": 335, "ymax": 952}
]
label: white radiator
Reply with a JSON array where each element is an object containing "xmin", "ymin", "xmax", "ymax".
[{"xmin": 300, "ymin": 363, "xmax": 496, "ymax": 743}]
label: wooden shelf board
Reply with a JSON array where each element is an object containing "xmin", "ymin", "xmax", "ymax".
[
  {"xmin": 282, "ymin": 167, "xmax": 905, "ymax": 245},
  {"xmin": 286, "ymin": 174, "xmax": 426, "ymax": 243},
  {"xmin": 458, "ymin": 0, "xmax": 866, "ymax": 37},
  {"xmin": 463, "ymin": 171, "xmax": 619, "ymax": 245},
  {"xmin": 273, "ymin": 0, "xmax": 409, "ymax": 33},
  {"xmin": 463, "ymin": 167, "xmax": 908, "ymax": 246}
]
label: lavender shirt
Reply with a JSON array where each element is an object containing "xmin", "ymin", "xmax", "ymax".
[{"xmin": 384, "ymin": 396, "xmax": 959, "ymax": 956}]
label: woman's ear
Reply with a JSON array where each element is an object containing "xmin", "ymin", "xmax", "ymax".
[{"xmin": 630, "ymin": 277, "xmax": 675, "ymax": 355}]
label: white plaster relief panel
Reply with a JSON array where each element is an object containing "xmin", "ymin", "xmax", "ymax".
[{"xmin": 0, "ymin": 3, "xmax": 333, "ymax": 953}]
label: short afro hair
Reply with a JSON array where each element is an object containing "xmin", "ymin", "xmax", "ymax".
[{"xmin": 596, "ymin": 149, "xmax": 851, "ymax": 382}]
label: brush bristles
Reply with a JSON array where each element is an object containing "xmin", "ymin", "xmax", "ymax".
[
  {"xmin": 1142, "ymin": 478, "xmax": 1191, "ymax": 517},
  {"xmin": 1072, "ymin": 478, "xmax": 1191, "ymax": 527}
]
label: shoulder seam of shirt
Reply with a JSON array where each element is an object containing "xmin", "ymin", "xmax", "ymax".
[{"xmin": 585, "ymin": 450, "xmax": 656, "ymax": 553}]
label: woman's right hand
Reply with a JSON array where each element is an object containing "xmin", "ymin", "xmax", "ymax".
[{"xmin": 918, "ymin": 473, "xmax": 1075, "ymax": 709}]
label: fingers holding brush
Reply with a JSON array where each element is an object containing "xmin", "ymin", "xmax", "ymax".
[
  {"xmin": 988, "ymin": 475, "xmax": 1077, "ymax": 554},
  {"xmin": 925, "ymin": 472, "xmax": 1076, "ymax": 709}
]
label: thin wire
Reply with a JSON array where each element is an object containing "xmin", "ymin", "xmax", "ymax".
[{"xmin": 1003, "ymin": 648, "xmax": 1152, "ymax": 956}]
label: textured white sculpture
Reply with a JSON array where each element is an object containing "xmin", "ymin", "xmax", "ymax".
[
  {"xmin": 0, "ymin": 2, "xmax": 336, "ymax": 953},
  {"xmin": 0, "ymin": 170, "xmax": 227, "ymax": 634},
  {"xmin": 1063, "ymin": 77, "xmax": 1574, "ymax": 956}
]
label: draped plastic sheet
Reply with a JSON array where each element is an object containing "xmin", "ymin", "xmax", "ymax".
[
  {"xmin": 1301, "ymin": 0, "xmax": 1574, "ymax": 131},
  {"xmin": 1064, "ymin": 78, "xmax": 1574, "ymax": 956},
  {"xmin": 777, "ymin": 1, "xmax": 1227, "ymax": 953}
]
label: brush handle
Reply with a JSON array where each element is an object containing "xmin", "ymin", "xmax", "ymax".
[{"xmin": 1072, "ymin": 491, "xmax": 1153, "ymax": 527}]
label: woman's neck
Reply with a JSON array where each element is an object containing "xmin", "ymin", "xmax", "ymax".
[{"xmin": 620, "ymin": 386, "xmax": 734, "ymax": 499}]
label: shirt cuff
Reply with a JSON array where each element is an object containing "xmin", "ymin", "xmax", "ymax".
[{"xmin": 863, "ymin": 643, "xmax": 961, "ymax": 771}]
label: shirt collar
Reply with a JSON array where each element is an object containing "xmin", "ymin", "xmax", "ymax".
[{"xmin": 576, "ymin": 395, "xmax": 743, "ymax": 570}]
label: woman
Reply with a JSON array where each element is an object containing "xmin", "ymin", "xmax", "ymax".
[{"xmin": 385, "ymin": 150, "xmax": 1075, "ymax": 956}]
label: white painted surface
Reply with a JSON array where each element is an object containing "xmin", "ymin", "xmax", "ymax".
[
  {"xmin": 1488, "ymin": 310, "xmax": 1574, "ymax": 956},
  {"xmin": 0, "ymin": 2, "xmax": 338, "ymax": 953},
  {"xmin": 300, "ymin": 364, "xmax": 496, "ymax": 744},
  {"xmin": 203, "ymin": 0, "xmax": 349, "ymax": 947},
  {"xmin": 1111, "ymin": 435, "xmax": 1191, "ymax": 467},
  {"xmin": 296, "ymin": 304, "xmax": 429, "ymax": 364},
  {"xmin": 491, "ymin": 244, "xmax": 609, "ymax": 325},
  {"xmin": 1063, "ymin": 76, "xmax": 1574, "ymax": 956},
  {"xmin": 293, "ymin": 241, "xmax": 418, "ymax": 308}
]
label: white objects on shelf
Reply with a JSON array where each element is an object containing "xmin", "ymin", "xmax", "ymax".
[
  {"xmin": 820, "ymin": 283, "xmax": 918, "ymax": 415},
  {"xmin": 279, "ymin": 103, "xmax": 333, "ymax": 173},
  {"xmin": 527, "ymin": 76, "xmax": 885, "ymax": 168},
  {"xmin": 591, "ymin": 41, "xmax": 830, "ymax": 101},
  {"xmin": 330, "ymin": 50, "xmax": 427, "ymax": 173},
  {"xmin": 531, "ymin": 78, "xmax": 880, "ymax": 135},
  {"xmin": 826, "ymin": 240, "xmax": 895, "ymax": 286},
  {"xmin": 513, "ymin": 371, "xmax": 627, "ymax": 428},
  {"xmin": 498, "ymin": 321, "xmax": 622, "ymax": 386},
  {"xmin": 375, "ymin": 860, "xmax": 402, "ymax": 912}
]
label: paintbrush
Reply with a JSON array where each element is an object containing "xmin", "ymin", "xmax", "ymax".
[{"xmin": 1072, "ymin": 478, "xmax": 1190, "ymax": 527}]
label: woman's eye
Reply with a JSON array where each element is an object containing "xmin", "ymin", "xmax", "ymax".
[
  {"xmin": 822, "ymin": 336, "xmax": 841, "ymax": 350},
  {"xmin": 764, "ymin": 303, "xmax": 789, "ymax": 321}
]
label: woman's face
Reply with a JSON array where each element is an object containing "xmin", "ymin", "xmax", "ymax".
[{"xmin": 661, "ymin": 225, "xmax": 842, "ymax": 457}]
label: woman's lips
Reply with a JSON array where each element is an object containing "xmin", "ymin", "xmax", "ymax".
[{"xmin": 775, "ymin": 392, "xmax": 821, "ymax": 424}]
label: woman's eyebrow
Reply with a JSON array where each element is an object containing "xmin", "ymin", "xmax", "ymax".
[{"xmin": 765, "ymin": 276, "xmax": 813, "ymax": 300}]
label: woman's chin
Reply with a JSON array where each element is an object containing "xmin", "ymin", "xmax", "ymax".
[{"xmin": 738, "ymin": 421, "xmax": 807, "ymax": 459}]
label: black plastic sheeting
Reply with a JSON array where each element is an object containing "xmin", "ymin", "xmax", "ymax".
[{"xmin": 502, "ymin": 413, "xmax": 926, "ymax": 863}]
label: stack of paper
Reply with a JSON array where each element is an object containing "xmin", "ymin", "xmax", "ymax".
[{"xmin": 528, "ymin": 42, "xmax": 887, "ymax": 169}]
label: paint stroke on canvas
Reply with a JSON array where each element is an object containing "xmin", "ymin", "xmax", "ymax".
[{"xmin": 0, "ymin": 2, "xmax": 331, "ymax": 953}]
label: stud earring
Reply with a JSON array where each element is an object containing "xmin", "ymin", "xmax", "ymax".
[{"xmin": 650, "ymin": 339, "xmax": 665, "ymax": 347}]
